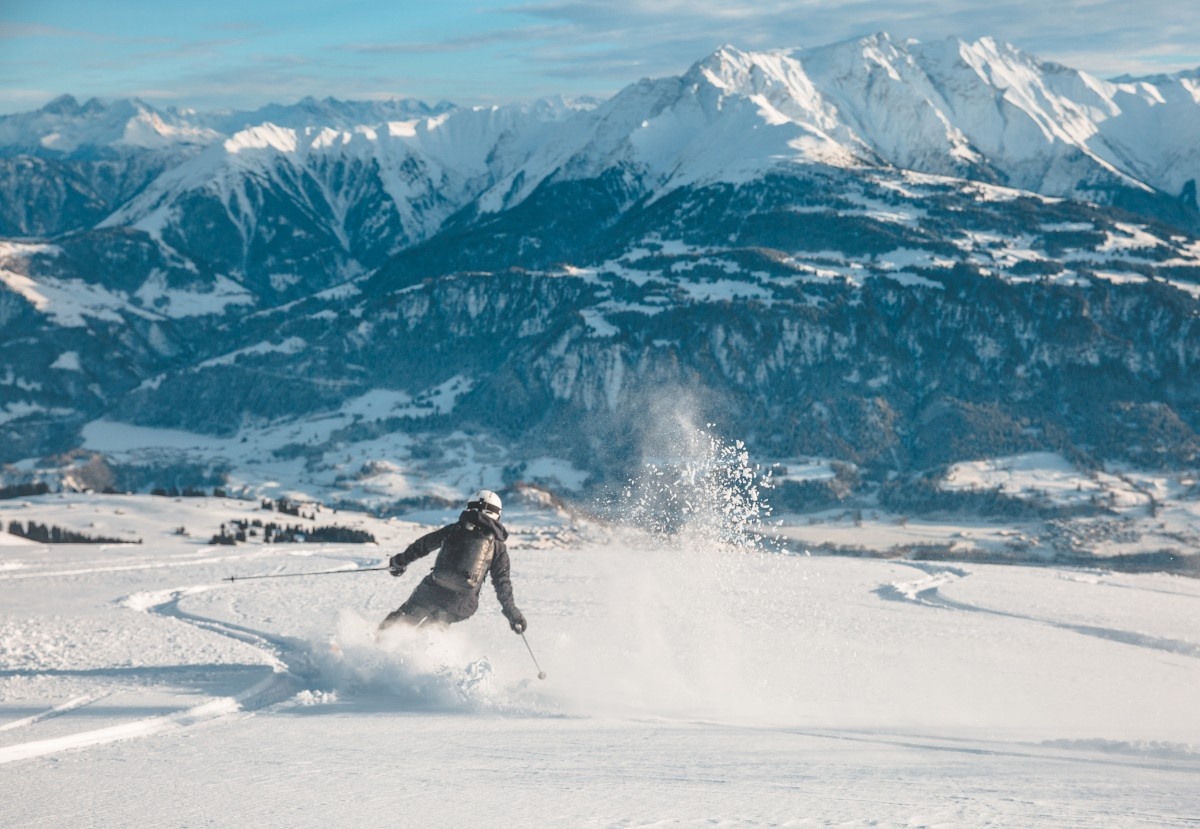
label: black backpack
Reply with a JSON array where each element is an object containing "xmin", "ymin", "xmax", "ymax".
[{"xmin": 431, "ymin": 518, "xmax": 496, "ymax": 592}]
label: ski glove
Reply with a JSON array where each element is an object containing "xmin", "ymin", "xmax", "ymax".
[
  {"xmin": 388, "ymin": 555, "xmax": 407, "ymax": 577},
  {"xmin": 506, "ymin": 609, "xmax": 527, "ymax": 634}
]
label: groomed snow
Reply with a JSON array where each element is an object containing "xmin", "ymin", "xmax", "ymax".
[{"xmin": 1, "ymin": 493, "xmax": 1197, "ymax": 826}]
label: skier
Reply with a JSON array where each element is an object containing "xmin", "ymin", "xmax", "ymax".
[{"xmin": 379, "ymin": 489, "xmax": 527, "ymax": 634}]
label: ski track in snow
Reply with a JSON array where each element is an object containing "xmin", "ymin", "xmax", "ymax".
[
  {"xmin": 0, "ymin": 691, "xmax": 114, "ymax": 732},
  {"xmin": 0, "ymin": 581, "xmax": 302, "ymax": 765},
  {"xmin": 128, "ymin": 584, "xmax": 298, "ymax": 674},
  {"xmin": 118, "ymin": 584, "xmax": 504, "ymax": 712},
  {"xmin": 0, "ymin": 674, "xmax": 279, "ymax": 765},
  {"xmin": 876, "ymin": 561, "xmax": 1200, "ymax": 659},
  {"xmin": 873, "ymin": 561, "xmax": 970, "ymax": 607},
  {"xmin": 0, "ymin": 534, "xmax": 545, "ymax": 767}
]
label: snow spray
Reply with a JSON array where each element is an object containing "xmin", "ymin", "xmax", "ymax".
[
  {"xmin": 549, "ymin": 414, "xmax": 793, "ymax": 721},
  {"xmin": 616, "ymin": 422, "xmax": 773, "ymax": 553},
  {"xmin": 314, "ymin": 611, "xmax": 537, "ymax": 712}
]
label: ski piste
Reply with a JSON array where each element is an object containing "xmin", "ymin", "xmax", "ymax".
[{"xmin": 2, "ymin": 491, "xmax": 1199, "ymax": 825}]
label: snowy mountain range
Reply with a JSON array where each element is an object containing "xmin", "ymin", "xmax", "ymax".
[
  {"xmin": 1, "ymin": 33, "xmax": 1199, "ymax": 509},
  {"xmin": 6, "ymin": 35, "xmax": 1198, "ymax": 244}
]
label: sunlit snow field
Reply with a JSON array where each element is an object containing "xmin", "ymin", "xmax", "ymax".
[{"xmin": 1, "ymin": 494, "xmax": 1199, "ymax": 827}]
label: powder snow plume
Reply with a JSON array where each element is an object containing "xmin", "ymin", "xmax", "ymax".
[
  {"xmin": 520, "ymin": 413, "xmax": 797, "ymax": 721},
  {"xmin": 616, "ymin": 420, "xmax": 773, "ymax": 553},
  {"xmin": 308, "ymin": 611, "xmax": 543, "ymax": 713}
]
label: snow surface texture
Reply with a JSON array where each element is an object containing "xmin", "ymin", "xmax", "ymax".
[{"xmin": 2, "ymin": 468, "xmax": 1199, "ymax": 825}]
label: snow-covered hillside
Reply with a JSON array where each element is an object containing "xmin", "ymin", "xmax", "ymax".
[{"xmin": 1, "ymin": 492, "xmax": 1197, "ymax": 826}]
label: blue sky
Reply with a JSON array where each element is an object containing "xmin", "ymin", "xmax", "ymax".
[{"xmin": 1, "ymin": 0, "xmax": 1198, "ymax": 114}]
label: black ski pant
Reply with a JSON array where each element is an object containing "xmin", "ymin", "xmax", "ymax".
[{"xmin": 379, "ymin": 576, "xmax": 478, "ymax": 630}]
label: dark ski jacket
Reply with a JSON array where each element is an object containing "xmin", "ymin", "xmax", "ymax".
[{"xmin": 394, "ymin": 510, "xmax": 516, "ymax": 621}]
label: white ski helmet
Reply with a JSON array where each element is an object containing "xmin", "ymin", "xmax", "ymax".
[{"xmin": 467, "ymin": 489, "xmax": 502, "ymax": 518}]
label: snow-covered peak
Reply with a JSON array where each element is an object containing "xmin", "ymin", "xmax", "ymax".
[
  {"xmin": 0, "ymin": 96, "xmax": 221, "ymax": 155},
  {"xmin": 203, "ymin": 97, "xmax": 456, "ymax": 134},
  {"xmin": 473, "ymin": 45, "xmax": 868, "ymax": 211},
  {"xmin": 0, "ymin": 95, "xmax": 469, "ymax": 158},
  {"xmin": 222, "ymin": 123, "xmax": 299, "ymax": 155},
  {"xmin": 38, "ymin": 94, "xmax": 84, "ymax": 116},
  {"xmin": 470, "ymin": 33, "xmax": 1200, "ymax": 216},
  {"xmin": 99, "ymin": 96, "xmax": 578, "ymax": 255},
  {"xmin": 673, "ymin": 35, "xmax": 1196, "ymax": 196},
  {"xmin": 687, "ymin": 44, "xmax": 828, "ymax": 112}
]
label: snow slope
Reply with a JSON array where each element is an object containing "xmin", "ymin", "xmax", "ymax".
[{"xmin": 1, "ymin": 493, "xmax": 1198, "ymax": 826}]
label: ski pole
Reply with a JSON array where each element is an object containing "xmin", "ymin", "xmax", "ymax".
[
  {"xmin": 520, "ymin": 632, "xmax": 547, "ymax": 680},
  {"xmin": 224, "ymin": 566, "xmax": 390, "ymax": 582}
]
